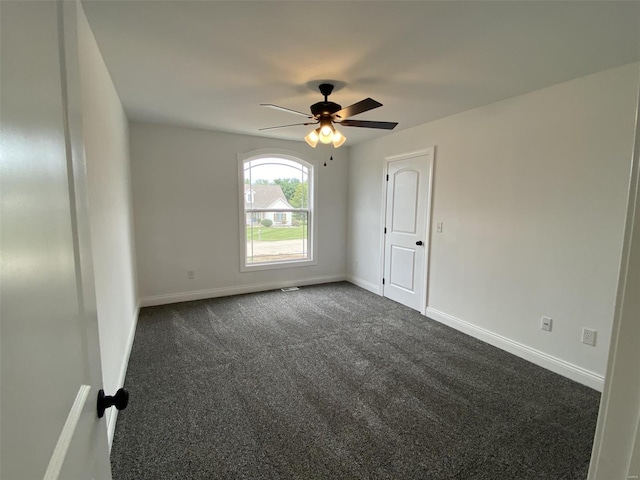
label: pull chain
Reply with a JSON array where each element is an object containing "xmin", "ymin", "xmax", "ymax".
[{"xmin": 324, "ymin": 155, "xmax": 334, "ymax": 167}]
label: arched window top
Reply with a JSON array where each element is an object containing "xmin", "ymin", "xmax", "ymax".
[
  {"xmin": 242, "ymin": 152, "xmax": 311, "ymax": 188},
  {"xmin": 244, "ymin": 157, "xmax": 308, "ymax": 182},
  {"xmin": 239, "ymin": 149, "xmax": 313, "ymax": 170},
  {"xmin": 244, "ymin": 156, "xmax": 310, "ymax": 173}
]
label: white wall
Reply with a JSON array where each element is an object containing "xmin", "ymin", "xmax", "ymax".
[
  {"xmin": 77, "ymin": 5, "xmax": 138, "ymax": 445},
  {"xmin": 130, "ymin": 123, "xmax": 347, "ymax": 304},
  {"xmin": 348, "ymin": 63, "xmax": 639, "ymax": 389}
]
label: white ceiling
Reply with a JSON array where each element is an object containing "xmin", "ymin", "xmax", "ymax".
[{"xmin": 82, "ymin": 1, "xmax": 640, "ymax": 146}]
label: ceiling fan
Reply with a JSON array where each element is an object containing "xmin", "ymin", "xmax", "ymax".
[{"xmin": 260, "ymin": 83, "xmax": 398, "ymax": 148}]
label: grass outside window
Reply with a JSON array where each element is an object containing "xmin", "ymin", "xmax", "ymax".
[{"xmin": 246, "ymin": 226, "xmax": 307, "ymax": 241}]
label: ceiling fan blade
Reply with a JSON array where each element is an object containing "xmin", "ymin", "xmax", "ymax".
[
  {"xmin": 339, "ymin": 119, "xmax": 398, "ymax": 130},
  {"xmin": 334, "ymin": 98, "xmax": 382, "ymax": 119},
  {"xmin": 260, "ymin": 104, "xmax": 313, "ymax": 118},
  {"xmin": 259, "ymin": 122, "xmax": 317, "ymax": 131}
]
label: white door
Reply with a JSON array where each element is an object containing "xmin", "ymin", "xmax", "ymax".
[
  {"xmin": 382, "ymin": 149, "xmax": 434, "ymax": 312},
  {"xmin": 1, "ymin": 1, "xmax": 111, "ymax": 479}
]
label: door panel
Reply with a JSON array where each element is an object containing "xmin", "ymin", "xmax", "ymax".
[
  {"xmin": 383, "ymin": 150, "xmax": 433, "ymax": 312},
  {"xmin": 389, "ymin": 246, "xmax": 416, "ymax": 291},
  {"xmin": 0, "ymin": 1, "xmax": 111, "ymax": 478},
  {"xmin": 391, "ymin": 170, "xmax": 419, "ymax": 233}
]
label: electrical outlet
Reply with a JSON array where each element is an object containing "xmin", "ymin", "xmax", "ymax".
[
  {"xmin": 354, "ymin": 260, "xmax": 359, "ymax": 271},
  {"xmin": 541, "ymin": 316, "xmax": 552, "ymax": 332},
  {"xmin": 582, "ymin": 328, "xmax": 597, "ymax": 346},
  {"xmin": 187, "ymin": 270, "xmax": 195, "ymax": 280},
  {"xmin": 436, "ymin": 222, "xmax": 443, "ymax": 233}
]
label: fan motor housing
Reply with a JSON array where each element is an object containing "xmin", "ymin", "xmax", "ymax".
[{"xmin": 310, "ymin": 101, "xmax": 341, "ymax": 118}]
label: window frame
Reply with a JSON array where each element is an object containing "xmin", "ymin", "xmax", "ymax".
[{"xmin": 237, "ymin": 149, "xmax": 317, "ymax": 272}]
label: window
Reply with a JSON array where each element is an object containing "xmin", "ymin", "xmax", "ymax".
[{"xmin": 238, "ymin": 150, "xmax": 315, "ymax": 271}]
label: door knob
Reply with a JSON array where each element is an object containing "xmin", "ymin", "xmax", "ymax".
[
  {"xmin": 416, "ymin": 241, "xmax": 424, "ymax": 246},
  {"xmin": 97, "ymin": 388, "xmax": 129, "ymax": 418}
]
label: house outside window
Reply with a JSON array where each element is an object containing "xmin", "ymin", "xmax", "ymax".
[{"xmin": 238, "ymin": 150, "xmax": 316, "ymax": 271}]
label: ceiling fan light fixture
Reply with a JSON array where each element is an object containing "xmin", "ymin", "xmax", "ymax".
[
  {"xmin": 262, "ymin": 83, "xmax": 397, "ymax": 149},
  {"xmin": 332, "ymin": 129, "xmax": 346, "ymax": 148},
  {"xmin": 304, "ymin": 129, "xmax": 319, "ymax": 148}
]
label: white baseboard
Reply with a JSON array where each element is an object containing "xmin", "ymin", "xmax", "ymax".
[
  {"xmin": 106, "ymin": 302, "xmax": 139, "ymax": 449},
  {"xmin": 425, "ymin": 307, "xmax": 604, "ymax": 391},
  {"xmin": 139, "ymin": 275, "xmax": 347, "ymax": 307},
  {"xmin": 346, "ymin": 275, "xmax": 381, "ymax": 295}
]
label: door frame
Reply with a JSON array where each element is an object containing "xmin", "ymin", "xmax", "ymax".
[
  {"xmin": 379, "ymin": 147, "xmax": 435, "ymax": 315},
  {"xmin": 587, "ymin": 66, "xmax": 640, "ymax": 480}
]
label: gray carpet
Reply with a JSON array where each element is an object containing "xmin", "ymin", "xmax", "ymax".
[{"xmin": 111, "ymin": 282, "xmax": 600, "ymax": 479}]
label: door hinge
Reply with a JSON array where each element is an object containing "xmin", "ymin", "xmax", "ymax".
[
  {"xmin": 384, "ymin": 227, "xmax": 387, "ymax": 234},
  {"xmin": 382, "ymin": 278, "xmax": 385, "ymax": 285},
  {"xmin": 386, "ymin": 174, "xmax": 389, "ymax": 181}
]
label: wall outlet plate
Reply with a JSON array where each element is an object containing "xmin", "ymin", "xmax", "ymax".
[
  {"xmin": 582, "ymin": 328, "xmax": 597, "ymax": 346},
  {"xmin": 541, "ymin": 316, "xmax": 552, "ymax": 332},
  {"xmin": 187, "ymin": 270, "xmax": 195, "ymax": 280}
]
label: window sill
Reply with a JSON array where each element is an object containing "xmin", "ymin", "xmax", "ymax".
[{"xmin": 240, "ymin": 258, "xmax": 317, "ymax": 273}]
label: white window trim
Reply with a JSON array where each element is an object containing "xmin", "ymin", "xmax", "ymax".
[{"xmin": 237, "ymin": 148, "xmax": 318, "ymax": 272}]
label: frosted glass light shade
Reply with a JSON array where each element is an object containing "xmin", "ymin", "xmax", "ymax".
[
  {"xmin": 319, "ymin": 130, "xmax": 333, "ymax": 144},
  {"xmin": 332, "ymin": 130, "xmax": 346, "ymax": 148},
  {"xmin": 304, "ymin": 129, "xmax": 319, "ymax": 148},
  {"xmin": 319, "ymin": 119, "xmax": 334, "ymax": 144}
]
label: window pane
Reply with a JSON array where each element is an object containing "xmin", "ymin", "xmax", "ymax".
[{"xmin": 246, "ymin": 211, "xmax": 308, "ymax": 264}]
